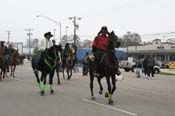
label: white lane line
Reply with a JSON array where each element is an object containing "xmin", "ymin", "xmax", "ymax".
[
  {"xmin": 82, "ymin": 98, "xmax": 137, "ymax": 116},
  {"xmin": 12, "ymin": 78, "xmax": 23, "ymax": 82}
]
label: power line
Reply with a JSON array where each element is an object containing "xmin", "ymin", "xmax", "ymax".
[{"xmin": 141, "ymin": 32, "xmax": 175, "ymax": 37}]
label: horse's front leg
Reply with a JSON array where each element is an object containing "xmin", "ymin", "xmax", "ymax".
[
  {"xmin": 49, "ymin": 71, "xmax": 55, "ymax": 94},
  {"xmin": 97, "ymin": 77, "xmax": 103, "ymax": 95},
  {"xmin": 40, "ymin": 73, "xmax": 46, "ymax": 96},
  {"xmin": 111, "ymin": 75, "xmax": 116, "ymax": 95},
  {"xmin": 13, "ymin": 65, "xmax": 16, "ymax": 78},
  {"xmin": 56, "ymin": 64, "xmax": 61, "ymax": 85},
  {"xmin": 89, "ymin": 70, "xmax": 95, "ymax": 100},
  {"xmin": 0, "ymin": 69, "xmax": 2, "ymax": 81},
  {"xmin": 57, "ymin": 70, "xmax": 61, "ymax": 85},
  {"xmin": 68, "ymin": 68, "xmax": 72, "ymax": 80},
  {"xmin": 10, "ymin": 65, "xmax": 12, "ymax": 76},
  {"xmin": 62, "ymin": 68, "xmax": 65, "ymax": 79},
  {"xmin": 67, "ymin": 68, "xmax": 70, "ymax": 80},
  {"xmin": 106, "ymin": 76, "xmax": 113, "ymax": 105}
]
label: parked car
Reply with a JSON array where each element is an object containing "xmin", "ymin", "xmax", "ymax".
[{"xmin": 119, "ymin": 60, "xmax": 135, "ymax": 72}]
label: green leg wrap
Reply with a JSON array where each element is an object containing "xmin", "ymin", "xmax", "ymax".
[{"xmin": 40, "ymin": 82, "xmax": 45, "ymax": 91}]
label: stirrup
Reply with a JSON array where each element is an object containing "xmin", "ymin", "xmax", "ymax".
[{"xmin": 116, "ymin": 70, "xmax": 121, "ymax": 76}]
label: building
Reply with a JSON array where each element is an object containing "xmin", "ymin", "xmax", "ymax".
[{"xmin": 123, "ymin": 39, "xmax": 175, "ymax": 63}]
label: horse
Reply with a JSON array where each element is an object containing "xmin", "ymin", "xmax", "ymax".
[
  {"xmin": 31, "ymin": 45, "xmax": 62, "ymax": 96},
  {"xmin": 9, "ymin": 49, "xmax": 19, "ymax": 77},
  {"xmin": 55, "ymin": 48, "xmax": 63, "ymax": 85},
  {"xmin": 88, "ymin": 31, "xmax": 120, "ymax": 104},
  {"xmin": 62, "ymin": 48, "xmax": 75, "ymax": 80},
  {"xmin": 0, "ymin": 48, "xmax": 6, "ymax": 81}
]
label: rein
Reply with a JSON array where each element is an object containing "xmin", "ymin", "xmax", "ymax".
[{"xmin": 44, "ymin": 48, "xmax": 59, "ymax": 71}]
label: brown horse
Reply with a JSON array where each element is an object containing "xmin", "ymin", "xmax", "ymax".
[
  {"xmin": 9, "ymin": 49, "xmax": 19, "ymax": 77},
  {"xmin": 62, "ymin": 48, "xmax": 75, "ymax": 80},
  {"xmin": 0, "ymin": 48, "xmax": 6, "ymax": 81}
]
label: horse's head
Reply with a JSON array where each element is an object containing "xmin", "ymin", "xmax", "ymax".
[
  {"xmin": 108, "ymin": 31, "xmax": 120, "ymax": 50},
  {"xmin": 47, "ymin": 45, "xmax": 62, "ymax": 61}
]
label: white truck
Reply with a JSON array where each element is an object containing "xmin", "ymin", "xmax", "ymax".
[{"xmin": 119, "ymin": 57, "xmax": 135, "ymax": 72}]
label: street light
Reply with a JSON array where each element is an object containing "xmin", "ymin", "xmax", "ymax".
[
  {"xmin": 36, "ymin": 15, "xmax": 62, "ymax": 43},
  {"xmin": 66, "ymin": 26, "xmax": 69, "ymax": 43},
  {"xmin": 69, "ymin": 16, "xmax": 81, "ymax": 45}
]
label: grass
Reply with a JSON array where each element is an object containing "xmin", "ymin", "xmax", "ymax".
[{"xmin": 160, "ymin": 72, "xmax": 175, "ymax": 76}]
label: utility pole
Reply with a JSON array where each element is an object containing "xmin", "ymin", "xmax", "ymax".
[
  {"xmin": 25, "ymin": 29, "xmax": 33, "ymax": 57},
  {"xmin": 6, "ymin": 31, "xmax": 11, "ymax": 45},
  {"xmin": 66, "ymin": 26, "xmax": 69, "ymax": 44},
  {"xmin": 69, "ymin": 16, "xmax": 81, "ymax": 45},
  {"xmin": 53, "ymin": 29, "xmax": 56, "ymax": 41}
]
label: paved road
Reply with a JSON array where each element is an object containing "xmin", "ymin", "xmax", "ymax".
[{"xmin": 0, "ymin": 63, "xmax": 175, "ymax": 116}]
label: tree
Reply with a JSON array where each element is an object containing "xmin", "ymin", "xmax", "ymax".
[
  {"xmin": 122, "ymin": 32, "xmax": 142, "ymax": 47},
  {"xmin": 81, "ymin": 39, "xmax": 92, "ymax": 48},
  {"xmin": 25, "ymin": 38, "xmax": 39, "ymax": 48}
]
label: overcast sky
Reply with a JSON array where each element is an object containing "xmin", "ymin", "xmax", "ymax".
[{"xmin": 0, "ymin": 0, "xmax": 175, "ymax": 43}]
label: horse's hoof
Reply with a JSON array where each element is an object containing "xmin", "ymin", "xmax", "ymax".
[
  {"xmin": 91, "ymin": 96, "xmax": 96, "ymax": 100},
  {"xmin": 50, "ymin": 90, "xmax": 54, "ymax": 94},
  {"xmin": 105, "ymin": 92, "xmax": 109, "ymax": 98},
  {"xmin": 40, "ymin": 91, "xmax": 45, "ymax": 96},
  {"xmin": 108, "ymin": 99, "xmax": 114, "ymax": 105},
  {"xmin": 99, "ymin": 91, "xmax": 103, "ymax": 95}
]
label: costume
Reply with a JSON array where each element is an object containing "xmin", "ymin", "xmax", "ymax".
[{"xmin": 92, "ymin": 35, "xmax": 109, "ymax": 74}]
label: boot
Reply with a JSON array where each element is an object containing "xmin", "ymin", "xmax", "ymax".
[{"xmin": 116, "ymin": 69, "xmax": 121, "ymax": 76}]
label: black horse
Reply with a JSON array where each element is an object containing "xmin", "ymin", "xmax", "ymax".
[
  {"xmin": 31, "ymin": 45, "xmax": 62, "ymax": 96},
  {"xmin": 88, "ymin": 31, "xmax": 120, "ymax": 104}
]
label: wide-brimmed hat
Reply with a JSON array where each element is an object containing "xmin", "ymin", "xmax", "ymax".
[{"xmin": 44, "ymin": 32, "xmax": 53, "ymax": 37}]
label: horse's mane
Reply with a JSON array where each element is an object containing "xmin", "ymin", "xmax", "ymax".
[
  {"xmin": 0, "ymin": 47, "xmax": 2, "ymax": 56},
  {"xmin": 108, "ymin": 31, "xmax": 120, "ymax": 50}
]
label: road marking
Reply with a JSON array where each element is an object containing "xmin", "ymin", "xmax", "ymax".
[
  {"xmin": 82, "ymin": 98, "xmax": 137, "ymax": 116},
  {"xmin": 12, "ymin": 78, "xmax": 23, "ymax": 82}
]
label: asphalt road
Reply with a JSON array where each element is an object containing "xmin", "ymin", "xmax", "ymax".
[{"xmin": 0, "ymin": 63, "xmax": 175, "ymax": 116}]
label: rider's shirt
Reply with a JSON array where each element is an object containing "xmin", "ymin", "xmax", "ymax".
[
  {"xmin": 0, "ymin": 46, "xmax": 8, "ymax": 55},
  {"xmin": 92, "ymin": 35, "xmax": 108, "ymax": 51},
  {"xmin": 39, "ymin": 39, "xmax": 52, "ymax": 50},
  {"xmin": 46, "ymin": 39, "xmax": 52, "ymax": 49}
]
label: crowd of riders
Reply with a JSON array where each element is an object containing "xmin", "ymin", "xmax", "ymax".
[{"xmin": 0, "ymin": 41, "xmax": 17, "ymax": 72}]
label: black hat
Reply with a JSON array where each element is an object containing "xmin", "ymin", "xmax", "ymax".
[
  {"xmin": 44, "ymin": 32, "xmax": 53, "ymax": 37},
  {"xmin": 101, "ymin": 26, "xmax": 108, "ymax": 31}
]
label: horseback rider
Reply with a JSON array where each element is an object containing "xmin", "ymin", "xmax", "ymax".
[
  {"xmin": 34, "ymin": 32, "xmax": 53, "ymax": 72},
  {"xmin": 0, "ymin": 41, "xmax": 9, "ymax": 72},
  {"xmin": 8, "ymin": 44, "xmax": 16, "ymax": 57},
  {"xmin": 92, "ymin": 26, "xmax": 120, "ymax": 76},
  {"xmin": 71, "ymin": 43, "xmax": 77, "ymax": 64},
  {"xmin": 63, "ymin": 43, "xmax": 71, "ymax": 66},
  {"xmin": 82, "ymin": 52, "xmax": 89, "ymax": 75}
]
